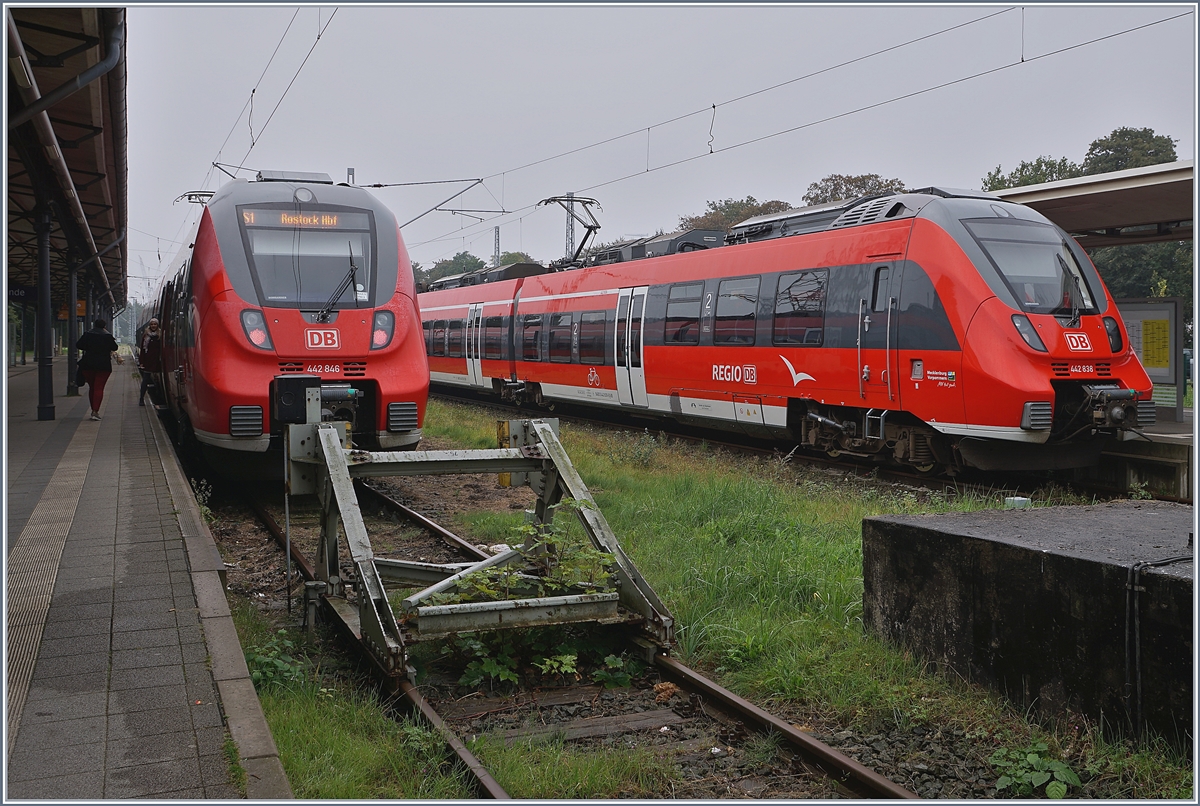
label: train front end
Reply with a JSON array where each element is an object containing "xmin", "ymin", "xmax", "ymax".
[
  {"xmin": 912, "ymin": 196, "xmax": 1154, "ymax": 471},
  {"xmin": 190, "ymin": 173, "xmax": 427, "ymax": 463}
]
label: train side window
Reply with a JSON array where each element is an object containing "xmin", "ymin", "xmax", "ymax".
[
  {"xmin": 773, "ymin": 269, "xmax": 827, "ymax": 346},
  {"xmin": 431, "ymin": 320, "xmax": 447, "ymax": 356},
  {"xmin": 549, "ymin": 313, "xmax": 573, "ymax": 363},
  {"xmin": 872, "ymin": 266, "xmax": 891, "ymax": 312},
  {"xmin": 629, "ymin": 295, "xmax": 644, "ymax": 368},
  {"xmin": 522, "ymin": 314, "xmax": 543, "ymax": 361},
  {"xmin": 713, "ymin": 276, "xmax": 760, "ymax": 345},
  {"xmin": 578, "ymin": 311, "xmax": 606, "ymax": 363},
  {"xmin": 447, "ymin": 319, "xmax": 464, "ymax": 357},
  {"xmin": 483, "ymin": 316, "xmax": 503, "ymax": 360},
  {"xmin": 422, "ymin": 320, "xmax": 432, "ymax": 354},
  {"xmin": 665, "ymin": 283, "xmax": 703, "ymax": 345}
]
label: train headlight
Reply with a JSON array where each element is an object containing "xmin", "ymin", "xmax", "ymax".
[
  {"xmin": 1103, "ymin": 317, "xmax": 1124, "ymax": 353},
  {"xmin": 240, "ymin": 309, "xmax": 274, "ymax": 350},
  {"xmin": 370, "ymin": 310, "xmax": 395, "ymax": 350},
  {"xmin": 1011, "ymin": 315, "xmax": 1047, "ymax": 352}
]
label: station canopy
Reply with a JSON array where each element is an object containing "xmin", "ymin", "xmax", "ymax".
[
  {"xmin": 6, "ymin": 7, "xmax": 128, "ymax": 309},
  {"xmin": 994, "ymin": 160, "xmax": 1193, "ymax": 250}
]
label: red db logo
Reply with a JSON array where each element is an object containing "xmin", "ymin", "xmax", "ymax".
[
  {"xmin": 1064, "ymin": 332, "xmax": 1092, "ymax": 352},
  {"xmin": 306, "ymin": 329, "xmax": 340, "ymax": 349}
]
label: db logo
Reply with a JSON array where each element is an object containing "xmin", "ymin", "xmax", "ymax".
[
  {"xmin": 306, "ymin": 329, "xmax": 340, "ymax": 349},
  {"xmin": 1064, "ymin": 332, "xmax": 1092, "ymax": 352}
]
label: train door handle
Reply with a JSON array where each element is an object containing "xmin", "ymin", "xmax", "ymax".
[
  {"xmin": 173, "ymin": 367, "xmax": 183, "ymax": 380},
  {"xmin": 861, "ymin": 365, "xmax": 871, "ymax": 381}
]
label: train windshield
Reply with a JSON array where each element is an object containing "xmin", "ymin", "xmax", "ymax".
[
  {"xmin": 962, "ymin": 218, "xmax": 1097, "ymax": 317},
  {"xmin": 238, "ymin": 206, "xmax": 375, "ymax": 309}
]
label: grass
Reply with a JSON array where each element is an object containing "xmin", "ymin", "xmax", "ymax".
[
  {"xmin": 421, "ymin": 398, "xmax": 1194, "ymax": 799},
  {"xmin": 230, "ymin": 597, "xmax": 474, "ymax": 799},
  {"xmin": 466, "ymin": 735, "xmax": 676, "ymax": 798}
]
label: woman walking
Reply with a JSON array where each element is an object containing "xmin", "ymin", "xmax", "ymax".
[{"xmin": 76, "ymin": 318, "xmax": 123, "ymax": 420}]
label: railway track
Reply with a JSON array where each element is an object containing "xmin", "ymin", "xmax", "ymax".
[{"xmin": 245, "ymin": 477, "xmax": 918, "ymax": 799}]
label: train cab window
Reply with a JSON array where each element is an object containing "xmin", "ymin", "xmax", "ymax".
[
  {"xmin": 578, "ymin": 312, "xmax": 607, "ymax": 363},
  {"xmin": 431, "ymin": 320, "xmax": 447, "ymax": 356},
  {"xmin": 549, "ymin": 313, "xmax": 573, "ymax": 363},
  {"xmin": 871, "ymin": 267, "xmax": 890, "ymax": 312},
  {"xmin": 665, "ymin": 283, "xmax": 703, "ymax": 345},
  {"xmin": 522, "ymin": 314, "xmax": 543, "ymax": 361},
  {"xmin": 713, "ymin": 277, "xmax": 760, "ymax": 345},
  {"xmin": 483, "ymin": 317, "xmax": 503, "ymax": 360},
  {"xmin": 773, "ymin": 269, "xmax": 827, "ymax": 346},
  {"xmin": 447, "ymin": 319, "xmax": 464, "ymax": 357},
  {"xmin": 238, "ymin": 206, "xmax": 376, "ymax": 310},
  {"xmin": 962, "ymin": 218, "xmax": 1098, "ymax": 317}
]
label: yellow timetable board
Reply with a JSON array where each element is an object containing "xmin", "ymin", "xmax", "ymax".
[{"xmin": 1140, "ymin": 319, "xmax": 1170, "ymax": 369}]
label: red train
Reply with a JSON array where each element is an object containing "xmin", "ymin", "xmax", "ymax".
[
  {"xmin": 416, "ymin": 187, "xmax": 1154, "ymax": 473},
  {"xmin": 145, "ymin": 170, "xmax": 428, "ymax": 473}
]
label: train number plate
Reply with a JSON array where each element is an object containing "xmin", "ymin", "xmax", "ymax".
[
  {"xmin": 1069, "ymin": 364, "xmax": 1094, "ymax": 374},
  {"xmin": 307, "ymin": 363, "xmax": 342, "ymax": 374}
]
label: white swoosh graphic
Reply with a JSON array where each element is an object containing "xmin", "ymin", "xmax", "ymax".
[{"xmin": 780, "ymin": 355, "xmax": 815, "ymax": 386}]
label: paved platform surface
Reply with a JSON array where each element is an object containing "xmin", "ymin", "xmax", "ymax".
[{"xmin": 5, "ymin": 359, "xmax": 290, "ymax": 799}]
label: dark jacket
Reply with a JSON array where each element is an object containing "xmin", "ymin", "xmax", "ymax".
[
  {"xmin": 76, "ymin": 328, "xmax": 119, "ymax": 372},
  {"xmin": 139, "ymin": 331, "xmax": 162, "ymax": 372}
]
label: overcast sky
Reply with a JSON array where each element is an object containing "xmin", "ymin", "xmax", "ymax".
[{"xmin": 125, "ymin": 3, "xmax": 1196, "ymax": 301}]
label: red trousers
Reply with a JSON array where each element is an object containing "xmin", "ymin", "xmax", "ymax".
[{"xmin": 81, "ymin": 369, "xmax": 111, "ymax": 412}]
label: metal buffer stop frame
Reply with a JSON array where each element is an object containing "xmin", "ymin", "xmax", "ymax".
[{"xmin": 274, "ymin": 374, "xmax": 674, "ymax": 681}]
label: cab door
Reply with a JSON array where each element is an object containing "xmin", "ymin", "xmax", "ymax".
[
  {"xmin": 860, "ymin": 262, "xmax": 903, "ymax": 409},
  {"xmin": 615, "ymin": 286, "xmax": 648, "ymax": 407}
]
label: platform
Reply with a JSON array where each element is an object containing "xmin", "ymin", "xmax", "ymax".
[
  {"xmin": 1072, "ymin": 409, "xmax": 1195, "ymax": 502},
  {"xmin": 5, "ymin": 359, "xmax": 290, "ymax": 798}
]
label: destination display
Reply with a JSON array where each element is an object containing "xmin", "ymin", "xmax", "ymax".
[{"xmin": 240, "ymin": 208, "xmax": 370, "ymax": 230}]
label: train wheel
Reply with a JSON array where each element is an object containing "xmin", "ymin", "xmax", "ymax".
[
  {"xmin": 826, "ymin": 448, "xmax": 842, "ymax": 459},
  {"xmin": 911, "ymin": 462, "xmax": 937, "ymax": 474}
]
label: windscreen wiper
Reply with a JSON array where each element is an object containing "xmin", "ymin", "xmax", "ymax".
[
  {"xmin": 1057, "ymin": 253, "xmax": 1084, "ymax": 328},
  {"xmin": 315, "ymin": 243, "xmax": 358, "ymax": 323}
]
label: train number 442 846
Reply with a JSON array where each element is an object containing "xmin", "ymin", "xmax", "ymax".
[{"xmin": 307, "ymin": 363, "xmax": 342, "ymax": 374}]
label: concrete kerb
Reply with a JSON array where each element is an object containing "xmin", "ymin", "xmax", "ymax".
[{"xmin": 143, "ymin": 404, "xmax": 293, "ymax": 799}]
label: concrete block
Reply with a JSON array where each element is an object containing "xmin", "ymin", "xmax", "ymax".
[{"xmin": 863, "ymin": 500, "xmax": 1193, "ymax": 751}]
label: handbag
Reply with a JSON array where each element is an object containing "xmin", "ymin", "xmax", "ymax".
[{"xmin": 75, "ymin": 365, "xmax": 86, "ymax": 388}]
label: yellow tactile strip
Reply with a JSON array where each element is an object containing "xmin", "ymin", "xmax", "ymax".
[{"xmin": 5, "ymin": 415, "xmax": 101, "ymax": 760}]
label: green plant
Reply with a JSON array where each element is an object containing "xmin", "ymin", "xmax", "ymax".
[
  {"xmin": 452, "ymin": 635, "xmax": 520, "ymax": 689},
  {"xmin": 592, "ymin": 654, "xmax": 631, "ymax": 688},
  {"xmin": 223, "ymin": 735, "xmax": 248, "ymax": 795},
  {"xmin": 533, "ymin": 653, "xmax": 579, "ymax": 682},
  {"xmin": 1126, "ymin": 480, "xmax": 1154, "ymax": 500},
  {"xmin": 989, "ymin": 742, "xmax": 1082, "ymax": 798},
  {"xmin": 245, "ymin": 630, "xmax": 308, "ymax": 689},
  {"xmin": 190, "ymin": 477, "xmax": 217, "ymax": 524}
]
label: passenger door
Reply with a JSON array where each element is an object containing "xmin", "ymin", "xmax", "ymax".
[
  {"xmin": 465, "ymin": 303, "xmax": 484, "ymax": 388},
  {"xmin": 860, "ymin": 262, "xmax": 903, "ymax": 409},
  {"xmin": 615, "ymin": 286, "xmax": 648, "ymax": 407}
]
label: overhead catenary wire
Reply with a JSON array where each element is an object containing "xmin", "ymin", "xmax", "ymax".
[{"xmin": 407, "ymin": 9, "xmax": 1193, "ymax": 255}]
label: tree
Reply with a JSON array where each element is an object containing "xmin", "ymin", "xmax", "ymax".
[
  {"xmin": 498, "ymin": 251, "xmax": 538, "ymax": 266},
  {"xmin": 1082, "ymin": 127, "xmax": 1177, "ymax": 175},
  {"xmin": 802, "ymin": 173, "xmax": 906, "ymax": 206},
  {"xmin": 678, "ymin": 196, "xmax": 792, "ymax": 232},
  {"xmin": 1090, "ymin": 241, "xmax": 1192, "ymax": 332},
  {"xmin": 981, "ymin": 156, "xmax": 1083, "ymax": 191},
  {"xmin": 428, "ymin": 251, "xmax": 486, "ymax": 283}
]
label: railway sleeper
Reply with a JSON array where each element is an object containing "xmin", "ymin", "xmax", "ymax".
[{"xmin": 277, "ymin": 380, "xmax": 674, "ymax": 683}]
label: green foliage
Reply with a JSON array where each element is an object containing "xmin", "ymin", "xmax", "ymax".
[
  {"xmin": 245, "ymin": 630, "xmax": 308, "ymax": 689},
  {"xmin": 428, "ymin": 251, "xmax": 486, "ymax": 285},
  {"xmin": 223, "ymin": 736, "xmax": 247, "ymax": 794},
  {"xmin": 190, "ymin": 477, "xmax": 217, "ymax": 524},
  {"xmin": 802, "ymin": 173, "xmax": 905, "ymax": 206},
  {"xmin": 1089, "ymin": 240, "xmax": 1192, "ymax": 331},
  {"xmin": 981, "ymin": 155, "xmax": 1083, "ymax": 191},
  {"xmin": 1082, "ymin": 126, "xmax": 1177, "ymax": 175},
  {"xmin": 607, "ymin": 429, "xmax": 660, "ymax": 467},
  {"xmin": 432, "ymin": 498, "xmax": 617, "ymax": 608},
  {"xmin": 532, "ymin": 653, "xmax": 579, "ymax": 680},
  {"xmin": 591, "ymin": 654, "xmax": 632, "ymax": 688},
  {"xmin": 498, "ymin": 250, "xmax": 538, "ymax": 266},
  {"xmin": 989, "ymin": 742, "xmax": 1082, "ymax": 798},
  {"xmin": 678, "ymin": 196, "xmax": 792, "ymax": 232}
]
